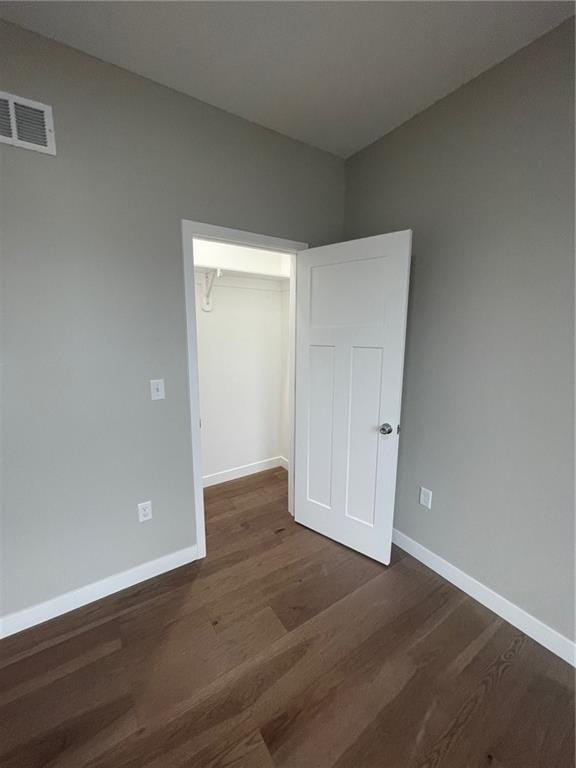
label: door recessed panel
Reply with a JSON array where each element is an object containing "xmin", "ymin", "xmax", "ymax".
[
  {"xmin": 310, "ymin": 258, "xmax": 387, "ymax": 328},
  {"xmin": 346, "ymin": 347, "xmax": 383, "ymax": 526},
  {"xmin": 307, "ymin": 345, "xmax": 335, "ymax": 508}
]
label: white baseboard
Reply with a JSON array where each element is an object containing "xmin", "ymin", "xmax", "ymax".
[
  {"xmin": 0, "ymin": 545, "xmax": 199, "ymax": 640},
  {"xmin": 393, "ymin": 529, "xmax": 575, "ymax": 667},
  {"xmin": 203, "ymin": 456, "xmax": 289, "ymax": 487}
]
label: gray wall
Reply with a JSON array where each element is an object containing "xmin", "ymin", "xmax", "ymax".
[
  {"xmin": 0, "ymin": 21, "xmax": 345, "ymax": 615},
  {"xmin": 346, "ymin": 19, "xmax": 575, "ymax": 640},
  {"xmin": 2, "ymin": 16, "xmax": 573, "ymax": 644}
]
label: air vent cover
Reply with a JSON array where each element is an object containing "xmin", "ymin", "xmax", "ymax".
[
  {"xmin": 0, "ymin": 97, "xmax": 12, "ymax": 139},
  {"xmin": 0, "ymin": 91, "xmax": 56, "ymax": 155}
]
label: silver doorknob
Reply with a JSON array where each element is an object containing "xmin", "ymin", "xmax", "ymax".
[{"xmin": 379, "ymin": 423, "xmax": 393, "ymax": 435}]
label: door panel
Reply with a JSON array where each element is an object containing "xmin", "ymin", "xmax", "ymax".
[
  {"xmin": 307, "ymin": 344, "xmax": 335, "ymax": 509},
  {"xmin": 294, "ymin": 230, "xmax": 412, "ymax": 564},
  {"xmin": 310, "ymin": 257, "xmax": 388, "ymax": 327},
  {"xmin": 346, "ymin": 346, "xmax": 383, "ymax": 527}
]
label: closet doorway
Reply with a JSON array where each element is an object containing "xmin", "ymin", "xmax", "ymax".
[{"xmin": 182, "ymin": 221, "xmax": 307, "ymax": 557}]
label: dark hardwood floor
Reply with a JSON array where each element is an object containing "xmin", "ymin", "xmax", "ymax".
[{"xmin": 0, "ymin": 468, "xmax": 573, "ymax": 767}]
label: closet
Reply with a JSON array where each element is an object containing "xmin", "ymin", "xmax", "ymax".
[{"xmin": 193, "ymin": 238, "xmax": 291, "ymax": 487}]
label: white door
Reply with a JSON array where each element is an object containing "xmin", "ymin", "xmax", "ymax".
[{"xmin": 294, "ymin": 230, "xmax": 411, "ymax": 564}]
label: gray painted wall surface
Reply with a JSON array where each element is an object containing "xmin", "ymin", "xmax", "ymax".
[
  {"xmin": 0, "ymin": 21, "xmax": 345, "ymax": 614},
  {"xmin": 346, "ymin": 20, "xmax": 575, "ymax": 639},
  {"xmin": 1, "ymin": 17, "xmax": 573, "ymax": 644}
]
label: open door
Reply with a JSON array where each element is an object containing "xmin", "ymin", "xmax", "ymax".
[{"xmin": 294, "ymin": 230, "xmax": 411, "ymax": 564}]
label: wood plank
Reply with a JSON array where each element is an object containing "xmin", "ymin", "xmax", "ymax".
[
  {"xmin": 0, "ymin": 469, "xmax": 572, "ymax": 768},
  {"xmin": 0, "ymin": 621, "xmax": 122, "ymax": 707}
]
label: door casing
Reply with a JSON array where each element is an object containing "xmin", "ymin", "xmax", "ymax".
[{"xmin": 181, "ymin": 219, "xmax": 307, "ymax": 557}]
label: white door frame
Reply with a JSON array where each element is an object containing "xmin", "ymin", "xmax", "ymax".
[{"xmin": 181, "ymin": 219, "xmax": 308, "ymax": 558}]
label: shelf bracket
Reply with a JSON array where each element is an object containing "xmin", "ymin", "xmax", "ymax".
[{"xmin": 200, "ymin": 268, "xmax": 221, "ymax": 312}]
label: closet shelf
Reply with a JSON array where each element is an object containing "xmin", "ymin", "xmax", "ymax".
[{"xmin": 195, "ymin": 266, "xmax": 289, "ymax": 312}]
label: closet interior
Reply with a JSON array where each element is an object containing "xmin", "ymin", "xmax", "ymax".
[{"xmin": 193, "ymin": 238, "xmax": 292, "ymax": 488}]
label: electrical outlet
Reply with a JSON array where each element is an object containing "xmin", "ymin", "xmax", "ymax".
[
  {"xmin": 138, "ymin": 500, "xmax": 153, "ymax": 523},
  {"xmin": 419, "ymin": 486, "xmax": 433, "ymax": 509},
  {"xmin": 150, "ymin": 379, "xmax": 165, "ymax": 400}
]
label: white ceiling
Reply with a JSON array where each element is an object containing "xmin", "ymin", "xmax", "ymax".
[{"xmin": 1, "ymin": 1, "xmax": 573, "ymax": 157}]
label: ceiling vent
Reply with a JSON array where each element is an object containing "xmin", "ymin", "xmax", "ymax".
[{"xmin": 0, "ymin": 91, "xmax": 56, "ymax": 155}]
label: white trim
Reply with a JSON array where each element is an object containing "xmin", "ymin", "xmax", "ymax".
[
  {"xmin": 203, "ymin": 456, "xmax": 289, "ymax": 487},
  {"xmin": 393, "ymin": 529, "xmax": 575, "ymax": 667},
  {"xmin": 277, "ymin": 455, "xmax": 289, "ymax": 471},
  {"xmin": 182, "ymin": 220, "xmax": 307, "ymax": 554},
  {"xmin": 0, "ymin": 546, "xmax": 198, "ymax": 639},
  {"xmin": 182, "ymin": 224, "xmax": 207, "ymax": 559},
  {"xmin": 287, "ymin": 252, "xmax": 297, "ymax": 516},
  {"xmin": 182, "ymin": 221, "xmax": 307, "ymax": 254}
]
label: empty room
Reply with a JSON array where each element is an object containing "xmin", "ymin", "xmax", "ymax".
[{"xmin": 0, "ymin": 2, "xmax": 574, "ymax": 767}]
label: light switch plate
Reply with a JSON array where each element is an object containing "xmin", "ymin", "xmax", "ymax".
[
  {"xmin": 419, "ymin": 486, "xmax": 433, "ymax": 509},
  {"xmin": 150, "ymin": 379, "xmax": 165, "ymax": 400}
]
